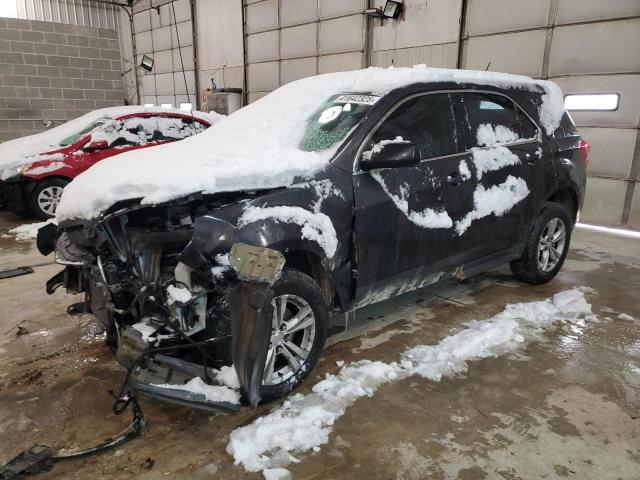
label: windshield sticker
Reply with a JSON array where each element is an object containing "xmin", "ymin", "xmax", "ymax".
[{"xmin": 334, "ymin": 94, "xmax": 380, "ymax": 105}]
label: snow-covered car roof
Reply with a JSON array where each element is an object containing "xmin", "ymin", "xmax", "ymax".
[
  {"xmin": 56, "ymin": 65, "xmax": 565, "ymax": 222},
  {"xmin": 0, "ymin": 106, "xmax": 222, "ymax": 180}
]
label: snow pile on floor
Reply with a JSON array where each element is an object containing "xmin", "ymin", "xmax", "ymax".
[
  {"xmin": 0, "ymin": 106, "xmax": 220, "ymax": 180},
  {"xmin": 371, "ymin": 172, "xmax": 453, "ymax": 229},
  {"xmin": 471, "ymin": 145, "xmax": 521, "ymax": 180},
  {"xmin": 153, "ymin": 376, "xmax": 240, "ymax": 404},
  {"xmin": 227, "ymin": 288, "xmax": 595, "ymax": 473},
  {"xmin": 239, "ymin": 206, "xmax": 338, "ymax": 258},
  {"xmin": 6, "ymin": 219, "xmax": 56, "ymax": 241},
  {"xmin": 55, "ymin": 65, "xmax": 565, "ymax": 221},
  {"xmin": 455, "ymin": 175, "xmax": 530, "ymax": 235}
]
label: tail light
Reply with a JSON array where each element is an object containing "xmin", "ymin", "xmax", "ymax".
[{"xmin": 579, "ymin": 139, "xmax": 590, "ymax": 166}]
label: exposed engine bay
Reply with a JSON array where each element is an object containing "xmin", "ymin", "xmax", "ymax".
[{"xmin": 39, "ymin": 195, "xmax": 287, "ymax": 411}]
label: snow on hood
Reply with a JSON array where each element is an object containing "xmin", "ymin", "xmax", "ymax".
[
  {"xmin": 56, "ymin": 65, "xmax": 564, "ymax": 221},
  {"xmin": 0, "ymin": 106, "xmax": 220, "ymax": 180}
]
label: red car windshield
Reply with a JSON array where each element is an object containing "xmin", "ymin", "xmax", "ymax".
[{"xmin": 59, "ymin": 117, "xmax": 111, "ymax": 147}]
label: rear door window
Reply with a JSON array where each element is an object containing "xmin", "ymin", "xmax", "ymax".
[
  {"xmin": 366, "ymin": 93, "xmax": 462, "ymax": 161},
  {"xmin": 457, "ymin": 92, "xmax": 539, "ymax": 149}
]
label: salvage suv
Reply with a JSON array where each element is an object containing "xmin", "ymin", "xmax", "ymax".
[
  {"xmin": 38, "ymin": 66, "xmax": 587, "ymax": 411},
  {"xmin": 0, "ymin": 106, "xmax": 219, "ymax": 219}
]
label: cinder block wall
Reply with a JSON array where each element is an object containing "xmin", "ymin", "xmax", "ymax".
[{"xmin": 0, "ymin": 17, "xmax": 124, "ymax": 142}]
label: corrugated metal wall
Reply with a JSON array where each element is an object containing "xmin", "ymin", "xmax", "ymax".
[
  {"xmin": 460, "ymin": 0, "xmax": 640, "ymax": 228},
  {"xmin": 369, "ymin": 0, "xmax": 461, "ymax": 69},
  {"xmin": 132, "ymin": 0, "xmax": 196, "ymax": 107},
  {"xmin": 14, "ymin": 0, "xmax": 633, "ymax": 228},
  {"xmin": 12, "ymin": 0, "xmax": 119, "ymax": 29},
  {"xmin": 243, "ymin": 0, "xmax": 367, "ymax": 103}
]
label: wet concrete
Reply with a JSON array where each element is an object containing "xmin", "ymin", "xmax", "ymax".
[{"xmin": 0, "ymin": 211, "xmax": 638, "ymax": 479}]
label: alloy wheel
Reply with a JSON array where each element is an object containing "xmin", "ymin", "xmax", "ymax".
[
  {"xmin": 537, "ymin": 217, "xmax": 566, "ymax": 273},
  {"xmin": 262, "ymin": 294, "xmax": 316, "ymax": 386},
  {"xmin": 37, "ymin": 186, "xmax": 64, "ymax": 215}
]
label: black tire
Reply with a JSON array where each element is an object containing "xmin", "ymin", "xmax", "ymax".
[
  {"xmin": 27, "ymin": 177, "xmax": 69, "ymax": 220},
  {"xmin": 260, "ymin": 269, "xmax": 328, "ymax": 403},
  {"xmin": 510, "ymin": 202, "xmax": 572, "ymax": 285}
]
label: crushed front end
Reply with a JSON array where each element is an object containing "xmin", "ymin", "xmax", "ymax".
[{"xmin": 40, "ymin": 197, "xmax": 283, "ymax": 411}]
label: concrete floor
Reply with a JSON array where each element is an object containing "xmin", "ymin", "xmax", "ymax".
[{"xmin": 0, "ymin": 210, "xmax": 638, "ymax": 480}]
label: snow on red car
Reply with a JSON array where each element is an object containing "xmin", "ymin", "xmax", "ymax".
[{"xmin": 0, "ymin": 106, "xmax": 222, "ymax": 219}]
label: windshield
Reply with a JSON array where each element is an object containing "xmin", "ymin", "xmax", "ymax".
[
  {"xmin": 59, "ymin": 117, "xmax": 111, "ymax": 146},
  {"xmin": 298, "ymin": 94, "xmax": 379, "ymax": 152}
]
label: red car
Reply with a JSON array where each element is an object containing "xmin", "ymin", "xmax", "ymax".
[{"xmin": 0, "ymin": 107, "xmax": 220, "ymax": 219}]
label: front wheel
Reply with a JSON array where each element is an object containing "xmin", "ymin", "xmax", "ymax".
[
  {"xmin": 510, "ymin": 202, "xmax": 572, "ymax": 284},
  {"xmin": 260, "ymin": 269, "xmax": 328, "ymax": 403},
  {"xmin": 28, "ymin": 178, "xmax": 69, "ymax": 219}
]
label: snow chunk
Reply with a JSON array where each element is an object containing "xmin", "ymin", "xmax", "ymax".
[
  {"xmin": 22, "ymin": 161, "xmax": 65, "ymax": 176},
  {"xmin": 239, "ymin": 206, "xmax": 338, "ymax": 258},
  {"xmin": 131, "ymin": 321, "xmax": 159, "ymax": 343},
  {"xmin": 7, "ymin": 219, "xmax": 56, "ymax": 241},
  {"xmin": 215, "ymin": 365, "xmax": 241, "ymax": 390},
  {"xmin": 263, "ymin": 468, "xmax": 292, "ymax": 480},
  {"xmin": 227, "ymin": 288, "xmax": 596, "ymax": 474},
  {"xmin": 472, "ymin": 145, "xmax": 520, "ymax": 180},
  {"xmin": 455, "ymin": 175, "xmax": 529, "ymax": 235},
  {"xmin": 458, "ymin": 160, "xmax": 471, "ymax": 180},
  {"xmin": 309, "ymin": 179, "xmax": 344, "ymax": 213},
  {"xmin": 537, "ymin": 80, "xmax": 565, "ymax": 136},
  {"xmin": 371, "ymin": 173, "xmax": 452, "ymax": 229},
  {"xmin": 362, "ymin": 136, "xmax": 410, "ymax": 160},
  {"xmin": 211, "ymin": 253, "xmax": 231, "ymax": 279},
  {"xmin": 153, "ymin": 377, "xmax": 240, "ymax": 404},
  {"xmin": 617, "ymin": 313, "xmax": 635, "ymax": 321},
  {"xmin": 476, "ymin": 123, "xmax": 519, "ymax": 147},
  {"xmin": 55, "ymin": 66, "xmax": 564, "ymax": 221},
  {"xmin": 0, "ymin": 105, "xmax": 220, "ymax": 180},
  {"xmin": 166, "ymin": 284, "xmax": 192, "ymax": 304}
]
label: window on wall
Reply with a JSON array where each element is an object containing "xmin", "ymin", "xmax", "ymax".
[
  {"xmin": 369, "ymin": 93, "xmax": 461, "ymax": 161},
  {"xmin": 564, "ymin": 93, "xmax": 619, "ymax": 111},
  {"xmin": 458, "ymin": 92, "xmax": 538, "ymax": 149}
]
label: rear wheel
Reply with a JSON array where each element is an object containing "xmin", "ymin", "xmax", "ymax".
[
  {"xmin": 510, "ymin": 202, "xmax": 572, "ymax": 284},
  {"xmin": 27, "ymin": 178, "xmax": 69, "ymax": 219},
  {"xmin": 260, "ymin": 269, "xmax": 328, "ymax": 402}
]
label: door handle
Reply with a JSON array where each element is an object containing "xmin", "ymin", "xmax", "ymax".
[{"xmin": 446, "ymin": 172, "xmax": 462, "ymax": 186}]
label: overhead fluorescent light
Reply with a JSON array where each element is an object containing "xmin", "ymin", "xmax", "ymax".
[
  {"xmin": 179, "ymin": 103, "xmax": 192, "ymax": 111},
  {"xmin": 144, "ymin": 103, "xmax": 154, "ymax": 108},
  {"xmin": 564, "ymin": 93, "xmax": 619, "ymax": 111},
  {"xmin": 161, "ymin": 103, "xmax": 172, "ymax": 108}
]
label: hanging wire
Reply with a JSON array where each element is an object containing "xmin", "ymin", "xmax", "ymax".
[
  {"xmin": 169, "ymin": 0, "xmax": 198, "ymax": 130},
  {"xmin": 171, "ymin": 0, "xmax": 191, "ymax": 106}
]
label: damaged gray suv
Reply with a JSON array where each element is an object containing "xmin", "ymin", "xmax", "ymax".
[{"xmin": 37, "ymin": 67, "xmax": 588, "ymax": 411}]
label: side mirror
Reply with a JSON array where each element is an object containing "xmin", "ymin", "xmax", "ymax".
[
  {"xmin": 360, "ymin": 141, "xmax": 420, "ymax": 170},
  {"xmin": 84, "ymin": 139, "xmax": 108, "ymax": 152}
]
